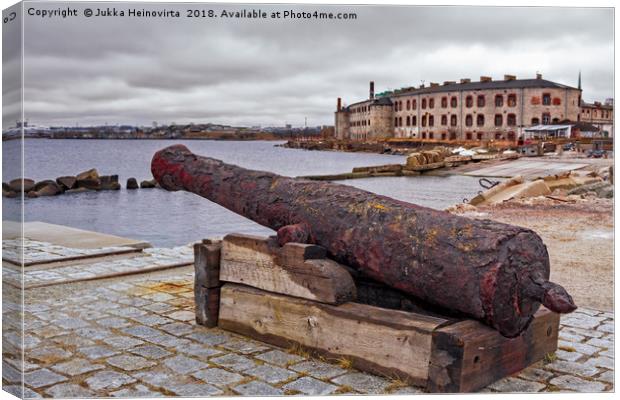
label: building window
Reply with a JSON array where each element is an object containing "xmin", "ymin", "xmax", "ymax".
[
  {"xmin": 495, "ymin": 133, "xmax": 502, "ymax": 140},
  {"xmin": 441, "ymin": 115, "xmax": 447, "ymax": 126},
  {"xmin": 406, "ymin": 116, "xmax": 411, "ymax": 126},
  {"xmin": 422, "ymin": 132, "xmax": 427, "ymax": 139},
  {"xmin": 399, "ymin": 117, "xmax": 403, "ymax": 127},
  {"xmin": 406, "ymin": 100, "xmax": 410, "ymax": 110},
  {"xmin": 441, "ymin": 97, "xmax": 448, "ymax": 108},
  {"xmin": 542, "ymin": 113, "xmax": 551, "ymax": 124},
  {"xmin": 531, "ymin": 117, "xmax": 540, "ymax": 125},
  {"xmin": 507, "ymin": 113, "xmax": 517, "ymax": 126},
  {"xmin": 494, "ymin": 114, "xmax": 502, "ymax": 127},
  {"xmin": 422, "ymin": 115, "xmax": 427, "ymax": 127},
  {"xmin": 542, "ymin": 93, "xmax": 551, "ymax": 106},
  {"xmin": 477, "ymin": 95, "xmax": 485, "ymax": 107},
  {"xmin": 450, "ymin": 115, "xmax": 457, "ymax": 126},
  {"xmin": 429, "ymin": 98, "xmax": 435, "ymax": 109},
  {"xmin": 553, "ymin": 97, "xmax": 561, "ymax": 106},
  {"xmin": 466, "ymin": 95, "xmax": 473, "ymax": 108},
  {"xmin": 507, "ymin": 94, "xmax": 517, "ymax": 107},
  {"xmin": 412, "ymin": 99, "xmax": 417, "ymax": 110},
  {"xmin": 552, "ymin": 117, "xmax": 560, "ymax": 124},
  {"xmin": 429, "ymin": 132, "xmax": 434, "ymax": 139},
  {"xmin": 495, "ymin": 95, "xmax": 503, "ymax": 107},
  {"xmin": 441, "ymin": 133, "xmax": 447, "ymax": 140},
  {"xmin": 422, "ymin": 99, "xmax": 427, "ymax": 109},
  {"xmin": 451, "ymin": 96, "xmax": 457, "ymax": 108},
  {"xmin": 477, "ymin": 132, "xmax": 483, "ymax": 140},
  {"xmin": 466, "ymin": 132, "xmax": 472, "ymax": 140},
  {"xmin": 477, "ymin": 114, "xmax": 485, "ymax": 126},
  {"xmin": 429, "ymin": 115, "xmax": 434, "ymax": 127},
  {"xmin": 465, "ymin": 114, "xmax": 473, "ymax": 127},
  {"xmin": 412, "ymin": 116, "xmax": 417, "ymax": 126},
  {"xmin": 394, "ymin": 117, "xmax": 398, "ymax": 126}
]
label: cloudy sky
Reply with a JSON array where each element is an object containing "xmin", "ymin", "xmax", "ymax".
[{"xmin": 4, "ymin": 2, "xmax": 614, "ymax": 128}]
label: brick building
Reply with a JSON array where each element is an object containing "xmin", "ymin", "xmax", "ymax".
[
  {"xmin": 335, "ymin": 74, "xmax": 592, "ymax": 141},
  {"xmin": 579, "ymin": 99, "xmax": 614, "ymax": 137}
]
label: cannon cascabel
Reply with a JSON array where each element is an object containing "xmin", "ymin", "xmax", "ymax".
[{"xmin": 151, "ymin": 144, "xmax": 576, "ymax": 337}]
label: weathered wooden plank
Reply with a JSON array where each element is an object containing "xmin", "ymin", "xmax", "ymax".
[
  {"xmin": 194, "ymin": 285, "xmax": 220, "ymax": 328},
  {"xmin": 220, "ymin": 234, "xmax": 355, "ymax": 305},
  {"xmin": 194, "ymin": 242, "xmax": 221, "ymax": 289},
  {"xmin": 219, "ymin": 283, "xmax": 449, "ymax": 385},
  {"xmin": 427, "ymin": 308, "xmax": 559, "ymax": 393}
]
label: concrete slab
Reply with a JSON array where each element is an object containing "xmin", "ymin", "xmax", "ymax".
[
  {"xmin": 464, "ymin": 160, "xmax": 589, "ymax": 179},
  {"xmin": 2, "ymin": 221, "xmax": 150, "ymax": 249}
]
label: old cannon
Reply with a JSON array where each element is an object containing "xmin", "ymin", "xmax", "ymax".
[{"xmin": 152, "ymin": 144, "xmax": 576, "ymax": 337}]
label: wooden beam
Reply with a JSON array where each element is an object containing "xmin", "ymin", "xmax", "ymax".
[
  {"xmin": 219, "ymin": 283, "xmax": 449, "ymax": 386},
  {"xmin": 194, "ymin": 242, "xmax": 222, "ymax": 327},
  {"xmin": 220, "ymin": 234, "xmax": 355, "ymax": 305},
  {"xmin": 427, "ymin": 308, "xmax": 559, "ymax": 392}
]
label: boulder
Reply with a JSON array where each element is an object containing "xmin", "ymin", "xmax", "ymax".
[
  {"xmin": 26, "ymin": 191, "xmax": 39, "ymax": 198},
  {"xmin": 126, "ymin": 177, "xmax": 139, "ymax": 189},
  {"xmin": 65, "ymin": 187, "xmax": 93, "ymax": 195},
  {"xmin": 100, "ymin": 175, "xmax": 121, "ymax": 190},
  {"xmin": 8, "ymin": 178, "xmax": 35, "ymax": 192},
  {"xmin": 56, "ymin": 176, "xmax": 77, "ymax": 190},
  {"xmin": 140, "ymin": 179, "xmax": 157, "ymax": 188},
  {"xmin": 33, "ymin": 181, "xmax": 62, "ymax": 197},
  {"xmin": 77, "ymin": 178, "xmax": 101, "ymax": 190},
  {"xmin": 35, "ymin": 180, "xmax": 59, "ymax": 192},
  {"xmin": 76, "ymin": 168, "xmax": 99, "ymax": 181},
  {"xmin": 2, "ymin": 183, "xmax": 17, "ymax": 198}
]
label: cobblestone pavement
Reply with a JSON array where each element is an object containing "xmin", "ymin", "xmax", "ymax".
[
  {"xmin": 2, "ymin": 241, "xmax": 193, "ymax": 288},
  {"xmin": 1, "ymin": 248, "xmax": 615, "ymax": 397}
]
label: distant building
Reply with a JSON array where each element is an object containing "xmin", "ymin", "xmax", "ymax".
[
  {"xmin": 335, "ymin": 74, "xmax": 612, "ymax": 141},
  {"xmin": 579, "ymin": 100, "xmax": 613, "ymax": 137}
]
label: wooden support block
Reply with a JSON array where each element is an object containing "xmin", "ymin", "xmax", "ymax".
[
  {"xmin": 220, "ymin": 233, "xmax": 355, "ymax": 304},
  {"xmin": 427, "ymin": 308, "xmax": 559, "ymax": 393},
  {"xmin": 194, "ymin": 285, "xmax": 220, "ymax": 328},
  {"xmin": 194, "ymin": 242, "xmax": 221, "ymax": 288},
  {"xmin": 219, "ymin": 283, "xmax": 448, "ymax": 386}
]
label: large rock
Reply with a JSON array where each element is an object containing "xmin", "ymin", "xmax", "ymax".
[
  {"xmin": 35, "ymin": 180, "xmax": 60, "ymax": 192},
  {"xmin": 2, "ymin": 183, "xmax": 17, "ymax": 198},
  {"xmin": 76, "ymin": 168, "xmax": 99, "ymax": 181},
  {"xmin": 100, "ymin": 175, "xmax": 120, "ymax": 190},
  {"xmin": 126, "ymin": 177, "xmax": 139, "ymax": 190},
  {"xmin": 8, "ymin": 178, "xmax": 35, "ymax": 192},
  {"xmin": 65, "ymin": 187, "xmax": 93, "ymax": 195},
  {"xmin": 140, "ymin": 179, "xmax": 157, "ymax": 188},
  {"xmin": 56, "ymin": 176, "xmax": 77, "ymax": 190},
  {"xmin": 32, "ymin": 181, "xmax": 62, "ymax": 197},
  {"xmin": 76, "ymin": 168, "xmax": 101, "ymax": 190}
]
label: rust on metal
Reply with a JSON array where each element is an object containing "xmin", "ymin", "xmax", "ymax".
[{"xmin": 152, "ymin": 144, "xmax": 576, "ymax": 337}]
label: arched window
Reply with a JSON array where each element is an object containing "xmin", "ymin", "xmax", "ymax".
[
  {"xmin": 394, "ymin": 117, "xmax": 399, "ymax": 126},
  {"xmin": 429, "ymin": 98, "xmax": 435, "ymax": 109},
  {"xmin": 441, "ymin": 97, "xmax": 448, "ymax": 108},
  {"xmin": 542, "ymin": 93, "xmax": 551, "ymax": 106},
  {"xmin": 441, "ymin": 133, "xmax": 447, "ymax": 140},
  {"xmin": 465, "ymin": 114, "xmax": 473, "ymax": 126},
  {"xmin": 422, "ymin": 132, "xmax": 427, "ymax": 139},
  {"xmin": 441, "ymin": 115, "xmax": 448, "ymax": 126},
  {"xmin": 422, "ymin": 115, "xmax": 427, "ymax": 127},
  {"xmin": 406, "ymin": 116, "xmax": 411, "ymax": 126},
  {"xmin": 477, "ymin": 95, "xmax": 485, "ymax": 107},
  {"xmin": 422, "ymin": 99, "xmax": 427, "ymax": 109},
  {"xmin": 429, "ymin": 115, "xmax": 434, "ymax": 127},
  {"xmin": 450, "ymin": 115, "xmax": 457, "ymax": 126},
  {"xmin": 412, "ymin": 99, "xmax": 417, "ymax": 110},
  {"xmin": 406, "ymin": 100, "xmax": 411, "ymax": 110},
  {"xmin": 495, "ymin": 95, "xmax": 503, "ymax": 107},
  {"xmin": 507, "ymin": 113, "xmax": 517, "ymax": 126},
  {"xmin": 507, "ymin": 94, "xmax": 517, "ymax": 107},
  {"xmin": 399, "ymin": 117, "xmax": 403, "ymax": 126},
  {"xmin": 531, "ymin": 117, "xmax": 540, "ymax": 125},
  {"xmin": 552, "ymin": 117, "xmax": 560, "ymax": 124},
  {"xmin": 494, "ymin": 114, "xmax": 502, "ymax": 127},
  {"xmin": 412, "ymin": 116, "xmax": 417, "ymax": 126},
  {"xmin": 429, "ymin": 132, "xmax": 434, "ymax": 139},
  {"xmin": 451, "ymin": 96, "xmax": 457, "ymax": 108},
  {"xmin": 477, "ymin": 114, "xmax": 485, "ymax": 126},
  {"xmin": 542, "ymin": 113, "xmax": 551, "ymax": 124},
  {"xmin": 466, "ymin": 96, "xmax": 473, "ymax": 108}
]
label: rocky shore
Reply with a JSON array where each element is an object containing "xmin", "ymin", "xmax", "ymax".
[{"xmin": 2, "ymin": 168, "xmax": 159, "ymax": 198}]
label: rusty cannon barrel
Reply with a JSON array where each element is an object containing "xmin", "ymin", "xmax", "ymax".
[{"xmin": 152, "ymin": 144, "xmax": 576, "ymax": 337}]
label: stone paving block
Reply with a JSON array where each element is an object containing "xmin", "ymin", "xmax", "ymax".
[
  {"xmin": 105, "ymin": 354, "xmax": 157, "ymax": 371},
  {"xmin": 486, "ymin": 377, "xmax": 545, "ymax": 392},
  {"xmin": 192, "ymin": 367, "xmax": 245, "ymax": 386},
  {"xmin": 109, "ymin": 306, "xmax": 147, "ymax": 318},
  {"xmin": 4, "ymin": 385, "xmax": 42, "ymax": 398},
  {"xmin": 185, "ymin": 331, "xmax": 230, "ymax": 345},
  {"xmin": 255, "ymin": 349, "xmax": 305, "ymax": 367},
  {"xmin": 584, "ymin": 356, "xmax": 614, "ymax": 370},
  {"xmin": 598, "ymin": 323, "xmax": 614, "ymax": 334},
  {"xmin": 558, "ymin": 340, "xmax": 599, "ymax": 356},
  {"xmin": 28, "ymin": 346, "xmax": 73, "ymax": 363},
  {"xmin": 282, "ymin": 376, "xmax": 338, "ymax": 395},
  {"xmin": 586, "ymin": 337, "xmax": 614, "ymax": 350},
  {"xmin": 141, "ymin": 301, "xmax": 179, "ymax": 314},
  {"xmin": 78, "ymin": 345, "xmax": 120, "ymax": 360},
  {"xmin": 332, "ymin": 372, "xmax": 390, "ymax": 393},
  {"xmin": 163, "ymin": 355, "xmax": 209, "ymax": 374},
  {"xmin": 210, "ymin": 353, "xmax": 257, "ymax": 372},
  {"xmin": 166, "ymin": 310, "xmax": 195, "ymax": 321},
  {"xmin": 559, "ymin": 330, "xmax": 585, "ymax": 342},
  {"xmin": 565, "ymin": 326, "xmax": 605, "ymax": 338},
  {"xmin": 52, "ymin": 334, "xmax": 96, "ymax": 347},
  {"xmin": 164, "ymin": 383, "xmax": 223, "ymax": 396},
  {"xmin": 233, "ymin": 380, "xmax": 284, "ymax": 396},
  {"xmin": 130, "ymin": 314, "xmax": 173, "ymax": 327},
  {"xmin": 110, "ymin": 384, "xmax": 164, "ymax": 397},
  {"xmin": 555, "ymin": 349, "xmax": 584, "ymax": 362},
  {"xmin": 129, "ymin": 344, "xmax": 172, "ymax": 360},
  {"xmin": 160, "ymin": 322, "xmax": 195, "ymax": 336},
  {"xmin": 546, "ymin": 360, "xmax": 600, "ymax": 377},
  {"xmin": 561, "ymin": 315, "xmax": 604, "ymax": 330},
  {"xmin": 73, "ymin": 327, "xmax": 114, "ymax": 340},
  {"xmin": 596, "ymin": 370, "xmax": 614, "ymax": 384},
  {"xmin": 45, "ymin": 383, "xmax": 96, "ymax": 397},
  {"xmin": 4, "ymin": 357, "xmax": 40, "ymax": 372},
  {"xmin": 2, "ymin": 362, "xmax": 22, "ymax": 383},
  {"xmin": 51, "ymin": 358, "xmax": 105, "ymax": 376},
  {"xmin": 121, "ymin": 325, "xmax": 162, "ymax": 339},
  {"xmin": 517, "ymin": 367, "xmax": 554, "ymax": 383},
  {"xmin": 141, "ymin": 292, "xmax": 176, "ymax": 302},
  {"xmin": 175, "ymin": 343, "xmax": 222, "ymax": 360},
  {"xmin": 221, "ymin": 339, "xmax": 271, "ymax": 354},
  {"xmin": 103, "ymin": 336, "xmax": 145, "ymax": 350},
  {"xmin": 599, "ymin": 349, "xmax": 614, "ymax": 358},
  {"xmin": 143, "ymin": 334, "xmax": 191, "ymax": 348},
  {"xmin": 132, "ymin": 369, "xmax": 181, "ymax": 388},
  {"xmin": 85, "ymin": 370, "xmax": 137, "ymax": 391},
  {"xmin": 549, "ymin": 375, "xmax": 606, "ymax": 392},
  {"xmin": 52, "ymin": 317, "xmax": 90, "ymax": 330},
  {"xmin": 23, "ymin": 368, "xmax": 68, "ymax": 388},
  {"xmin": 245, "ymin": 364, "xmax": 298, "ymax": 384}
]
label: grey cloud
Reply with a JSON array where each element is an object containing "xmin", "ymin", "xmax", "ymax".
[{"xmin": 13, "ymin": 2, "xmax": 614, "ymax": 127}]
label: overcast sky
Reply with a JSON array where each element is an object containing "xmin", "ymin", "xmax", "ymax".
[{"xmin": 4, "ymin": 3, "xmax": 614, "ymax": 127}]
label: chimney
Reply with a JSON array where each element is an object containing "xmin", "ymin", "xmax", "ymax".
[
  {"xmin": 337, "ymin": 97, "xmax": 342, "ymax": 111},
  {"xmin": 430, "ymin": 82, "xmax": 439, "ymax": 88},
  {"xmin": 460, "ymin": 78, "xmax": 471, "ymax": 84},
  {"xmin": 369, "ymin": 81, "xmax": 375, "ymax": 99},
  {"xmin": 480, "ymin": 76, "xmax": 492, "ymax": 82},
  {"xmin": 536, "ymin": 73, "xmax": 543, "ymax": 79},
  {"xmin": 443, "ymin": 81, "xmax": 456, "ymax": 86},
  {"xmin": 504, "ymin": 74, "xmax": 516, "ymax": 81}
]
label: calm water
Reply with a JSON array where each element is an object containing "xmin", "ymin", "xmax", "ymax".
[{"xmin": 3, "ymin": 139, "xmax": 483, "ymax": 246}]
